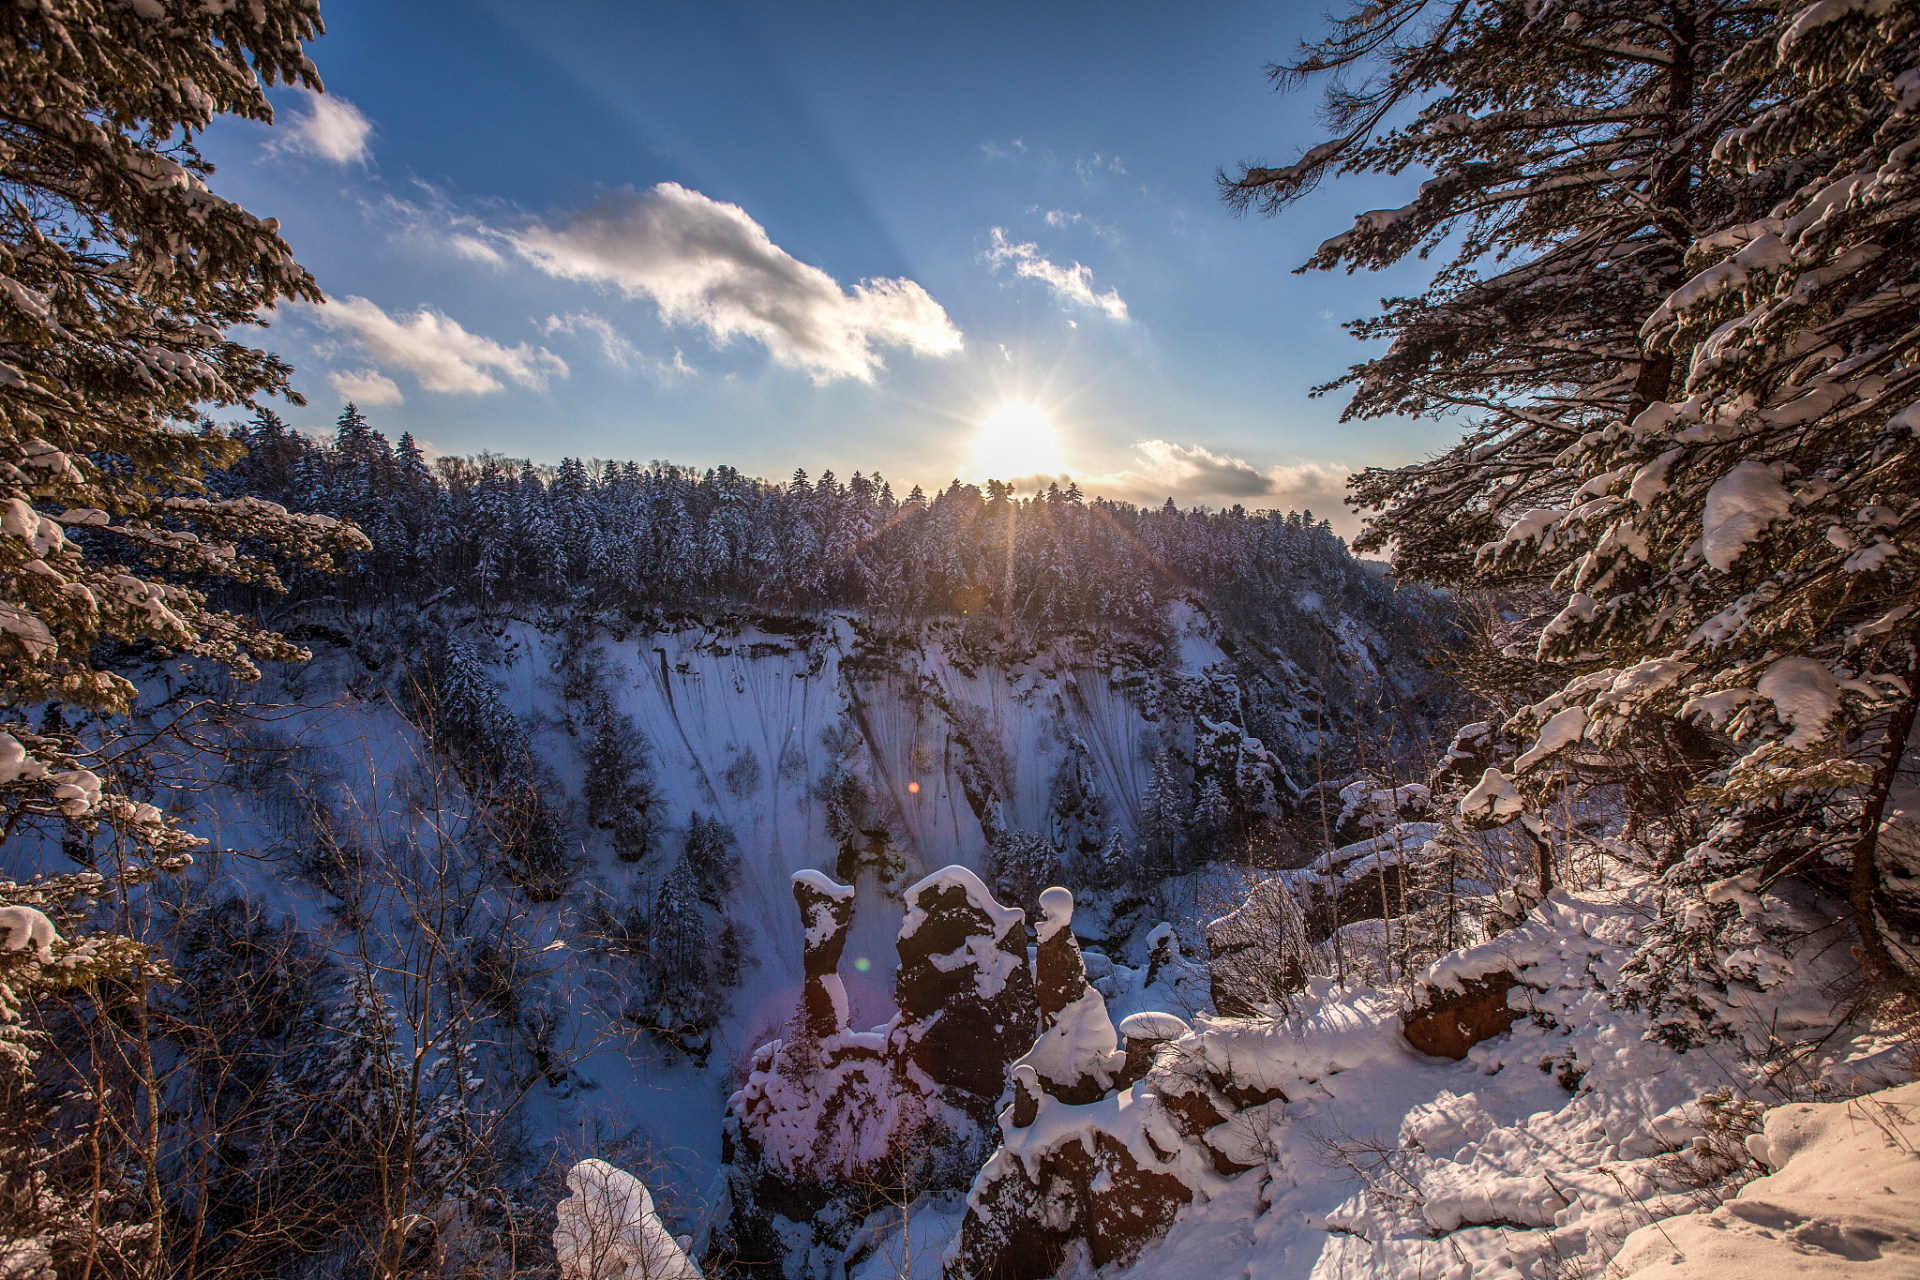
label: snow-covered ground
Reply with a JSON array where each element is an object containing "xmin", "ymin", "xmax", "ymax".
[
  {"xmin": 941, "ymin": 883, "xmax": 1915, "ymax": 1280},
  {"xmin": 51, "ymin": 602, "xmax": 1905, "ymax": 1280}
]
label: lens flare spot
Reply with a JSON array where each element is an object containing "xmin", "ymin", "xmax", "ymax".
[
  {"xmin": 908, "ymin": 780, "xmax": 920, "ymax": 794},
  {"xmin": 854, "ymin": 956, "xmax": 872, "ymax": 972}
]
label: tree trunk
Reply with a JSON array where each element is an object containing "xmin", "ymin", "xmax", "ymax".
[{"xmin": 1851, "ymin": 637, "xmax": 1920, "ymax": 1007}]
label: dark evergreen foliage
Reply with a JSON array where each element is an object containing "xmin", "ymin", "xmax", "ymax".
[{"xmin": 210, "ymin": 407, "xmax": 1430, "ymax": 646}]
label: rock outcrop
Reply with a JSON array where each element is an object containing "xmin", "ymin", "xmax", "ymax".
[
  {"xmin": 1011, "ymin": 889, "xmax": 1122, "ymax": 1106},
  {"xmin": 719, "ymin": 866, "xmax": 1041, "ymax": 1278},
  {"xmin": 949, "ymin": 983, "xmax": 1408, "ymax": 1280},
  {"xmin": 1402, "ymin": 973, "xmax": 1522, "ymax": 1059},
  {"xmin": 790, "ymin": 870, "xmax": 855, "ymax": 1040},
  {"xmin": 891, "ymin": 866, "xmax": 1037, "ymax": 1121}
]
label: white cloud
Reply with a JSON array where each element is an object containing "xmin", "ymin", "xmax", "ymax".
[
  {"xmin": 506, "ymin": 183, "xmax": 963, "ymax": 384},
  {"xmin": 270, "ymin": 90, "xmax": 374, "ymax": 165},
  {"xmin": 1074, "ymin": 152, "xmax": 1126, "ymax": 180},
  {"xmin": 326, "ymin": 368, "xmax": 403, "ymax": 407},
  {"xmin": 542, "ymin": 313, "xmax": 699, "ymax": 379},
  {"xmin": 543, "ymin": 311, "xmax": 638, "ymax": 369},
  {"xmin": 1081, "ymin": 441, "xmax": 1353, "ymax": 529},
  {"xmin": 985, "ymin": 228, "xmax": 1128, "ymax": 321},
  {"xmin": 305, "ymin": 296, "xmax": 567, "ymax": 395},
  {"xmin": 446, "ymin": 234, "xmax": 503, "ymax": 265}
]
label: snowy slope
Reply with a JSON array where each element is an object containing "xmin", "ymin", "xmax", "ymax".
[{"xmin": 948, "ymin": 885, "xmax": 1916, "ymax": 1280}]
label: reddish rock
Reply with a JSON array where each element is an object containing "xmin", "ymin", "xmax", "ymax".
[
  {"xmin": 1033, "ymin": 886, "xmax": 1088, "ymax": 1030},
  {"xmin": 1114, "ymin": 1011, "xmax": 1189, "ymax": 1089},
  {"xmin": 950, "ymin": 1131, "xmax": 1192, "ymax": 1280},
  {"xmin": 1403, "ymin": 974, "xmax": 1522, "ymax": 1059},
  {"xmin": 791, "ymin": 870, "xmax": 856, "ymax": 1039},
  {"xmin": 1302, "ymin": 861, "xmax": 1409, "ymax": 945},
  {"xmin": 892, "ymin": 867, "xmax": 1036, "ymax": 1120}
]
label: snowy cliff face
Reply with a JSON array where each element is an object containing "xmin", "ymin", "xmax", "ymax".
[
  {"xmin": 60, "ymin": 591, "xmax": 1429, "ymax": 1267},
  {"xmin": 508, "ymin": 610, "xmax": 1180, "ymax": 1029},
  {"xmin": 464, "ymin": 602, "xmax": 1380, "ymax": 1036}
]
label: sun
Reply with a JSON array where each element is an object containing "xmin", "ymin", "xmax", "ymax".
[{"xmin": 972, "ymin": 403, "xmax": 1065, "ymax": 480}]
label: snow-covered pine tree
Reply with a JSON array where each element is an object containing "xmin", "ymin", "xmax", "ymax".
[
  {"xmin": 580, "ymin": 695, "xmax": 663, "ymax": 864},
  {"xmin": 1137, "ymin": 748, "xmax": 1190, "ymax": 875},
  {"xmin": 306, "ymin": 975, "xmax": 484, "ymax": 1261},
  {"xmin": 680, "ymin": 811, "xmax": 740, "ymax": 904},
  {"xmin": 1476, "ymin": 0, "xmax": 1920, "ymax": 1022},
  {"xmin": 984, "ymin": 829, "xmax": 1062, "ymax": 911},
  {"xmin": 0, "ymin": 4, "xmax": 366, "ymax": 1270},
  {"xmin": 1191, "ymin": 775, "xmax": 1234, "ymax": 850},
  {"xmin": 1224, "ymin": 0, "xmax": 1768, "ymax": 587},
  {"xmin": 1238, "ymin": 0, "xmax": 1920, "ymax": 1026},
  {"xmin": 1096, "ymin": 826, "xmax": 1132, "ymax": 884},
  {"xmin": 418, "ymin": 634, "xmax": 529, "ymax": 779}
]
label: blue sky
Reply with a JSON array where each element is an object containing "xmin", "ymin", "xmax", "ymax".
[{"xmin": 200, "ymin": 0, "xmax": 1454, "ymax": 528}]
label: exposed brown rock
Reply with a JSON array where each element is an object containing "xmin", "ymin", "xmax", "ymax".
[
  {"xmin": 1159, "ymin": 1084, "xmax": 1230, "ymax": 1139},
  {"xmin": 1402, "ymin": 973, "xmax": 1522, "ymax": 1059},
  {"xmin": 793, "ymin": 872, "xmax": 855, "ymax": 979},
  {"xmin": 1008, "ymin": 1065, "xmax": 1041, "ymax": 1129},
  {"xmin": 791, "ymin": 871, "xmax": 856, "ymax": 1039},
  {"xmin": 1114, "ymin": 1011, "xmax": 1188, "ymax": 1089},
  {"xmin": 1302, "ymin": 861, "xmax": 1408, "ymax": 944},
  {"xmin": 1033, "ymin": 886, "xmax": 1088, "ymax": 1029},
  {"xmin": 949, "ymin": 1131, "xmax": 1192, "ymax": 1280},
  {"xmin": 892, "ymin": 868, "xmax": 1036, "ymax": 1120}
]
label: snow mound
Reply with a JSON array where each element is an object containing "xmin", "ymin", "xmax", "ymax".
[
  {"xmin": 1460, "ymin": 766, "xmax": 1521, "ymax": 822},
  {"xmin": 1756, "ymin": 654, "xmax": 1843, "ymax": 749},
  {"xmin": 1701, "ymin": 459, "xmax": 1791, "ymax": 571},
  {"xmin": 554, "ymin": 1159, "xmax": 702, "ymax": 1280},
  {"xmin": 0, "ymin": 904, "xmax": 56, "ymax": 961},
  {"xmin": 1116, "ymin": 1012, "xmax": 1189, "ymax": 1043},
  {"xmin": 1035, "ymin": 886, "xmax": 1074, "ymax": 943},
  {"xmin": 1613, "ymin": 1081, "xmax": 1920, "ymax": 1278},
  {"xmin": 790, "ymin": 869, "xmax": 855, "ymax": 902}
]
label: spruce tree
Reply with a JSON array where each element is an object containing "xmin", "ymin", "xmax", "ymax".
[
  {"xmin": 1236, "ymin": 0, "xmax": 1920, "ymax": 1025},
  {"xmin": 0, "ymin": 4, "xmax": 362, "ymax": 1269},
  {"xmin": 1481, "ymin": 0, "xmax": 1920, "ymax": 1020},
  {"xmin": 1224, "ymin": 0, "xmax": 1769, "ymax": 586}
]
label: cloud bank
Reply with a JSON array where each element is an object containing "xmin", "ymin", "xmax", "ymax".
[
  {"xmin": 542, "ymin": 312, "xmax": 696, "ymax": 379},
  {"xmin": 1082, "ymin": 441, "xmax": 1352, "ymax": 529},
  {"xmin": 986, "ymin": 229, "xmax": 1127, "ymax": 321},
  {"xmin": 270, "ymin": 90, "xmax": 374, "ymax": 165},
  {"xmin": 307, "ymin": 296, "xmax": 567, "ymax": 395},
  {"xmin": 507, "ymin": 183, "xmax": 963, "ymax": 384}
]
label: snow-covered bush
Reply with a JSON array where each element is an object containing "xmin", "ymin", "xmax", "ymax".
[
  {"xmin": 554, "ymin": 1159, "xmax": 702, "ymax": 1279},
  {"xmin": 983, "ymin": 829, "xmax": 1062, "ymax": 914}
]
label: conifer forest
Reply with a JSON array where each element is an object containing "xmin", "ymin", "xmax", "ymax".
[{"xmin": 0, "ymin": 2, "xmax": 1917, "ymax": 1278}]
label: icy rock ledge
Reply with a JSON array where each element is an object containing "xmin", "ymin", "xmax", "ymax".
[{"xmin": 1613, "ymin": 1081, "xmax": 1920, "ymax": 1278}]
